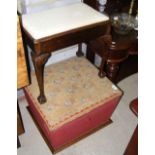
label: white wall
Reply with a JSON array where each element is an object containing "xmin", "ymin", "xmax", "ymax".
[
  {"xmin": 18, "ymin": 0, "xmax": 82, "ymax": 14},
  {"xmin": 25, "ymin": 0, "xmax": 81, "ymax": 14}
]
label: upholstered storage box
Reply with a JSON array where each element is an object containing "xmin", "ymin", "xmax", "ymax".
[{"xmin": 24, "ymin": 57, "xmax": 122, "ymax": 152}]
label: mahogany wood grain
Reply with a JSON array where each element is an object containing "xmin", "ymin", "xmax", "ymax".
[
  {"xmin": 98, "ymin": 58, "xmax": 106, "ymax": 78},
  {"xmin": 31, "ymin": 52, "xmax": 51, "ymax": 103},
  {"xmin": 130, "ymin": 98, "xmax": 138, "ymax": 117}
]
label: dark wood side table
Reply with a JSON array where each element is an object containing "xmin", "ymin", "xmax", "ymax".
[
  {"xmin": 84, "ymin": 0, "xmax": 138, "ymax": 83},
  {"xmin": 87, "ymin": 29, "xmax": 138, "ymax": 82}
]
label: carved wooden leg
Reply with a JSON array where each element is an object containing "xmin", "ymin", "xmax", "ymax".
[
  {"xmin": 31, "ymin": 52, "xmax": 51, "ymax": 104},
  {"xmin": 106, "ymin": 62, "xmax": 119, "ymax": 82},
  {"xmin": 98, "ymin": 58, "xmax": 106, "ymax": 78},
  {"xmin": 76, "ymin": 43, "xmax": 84, "ymax": 57}
]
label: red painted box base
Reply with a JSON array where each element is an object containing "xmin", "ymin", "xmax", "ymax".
[
  {"xmin": 24, "ymin": 57, "xmax": 122, "ymax": 152},
  {"xmin": 24, "ymin": 89, "xmax": 121, "ymax": 152}
]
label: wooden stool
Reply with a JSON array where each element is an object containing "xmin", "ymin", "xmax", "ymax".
[{"xmin": 22, "ymin": 3, "xmax": 110, "ymax": 104}]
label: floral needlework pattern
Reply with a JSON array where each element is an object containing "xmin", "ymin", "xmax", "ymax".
[{"xmin": 26, "ymin": 57, "xmax": 122, "ymax": 131}]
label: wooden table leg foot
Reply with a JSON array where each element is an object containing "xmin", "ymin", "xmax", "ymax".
[
  {"xmin": 98, "ymin": 71, "xmax": 106, "ymax": 78},
  {"xmin": 76, "ymin": 43, "xmax": 84, "ymax": 57},
  {"xmin": 106, "ymin": 62, "xmax": 119, "ymax": 82},
  {"xmin": 31, "ymin": 52, "xmax": 51, "ymax": 104},
  {"xmin": 98, "ymin": 58, "xmax": 106, "ymax": 78},
  {"xmin": 38, "ymin": 95, "xmax": 47, "ymax": 104}
]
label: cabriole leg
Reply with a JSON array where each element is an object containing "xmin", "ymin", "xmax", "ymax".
[{"xmin": 31, "ymin": 52, "xmax": 51, "ymax": 104}]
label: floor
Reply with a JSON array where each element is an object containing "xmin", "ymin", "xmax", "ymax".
[{"xmin": 17, "ymin": 73, "xmax": 138, "ymax": 155}]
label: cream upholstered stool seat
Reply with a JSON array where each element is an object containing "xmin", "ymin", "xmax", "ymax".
[{"xmin": 22, "ymin": 3, "xmax": 109, "ymax": 40}]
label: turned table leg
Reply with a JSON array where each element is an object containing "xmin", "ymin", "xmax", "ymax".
[
  {"xmin": 106, "ymin": 62, "xmax": 119, "ymax": 82},
  {"xmin": 76, "ymin": 43, "xmax": 84, "ymax": 57},
  {"xmin": 98, "ymin": 58, "xmax": 106, "ymax": 78},
  {"xmin": 31, "ymin": 52, "xmax": 51, "ymax": 104}
]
